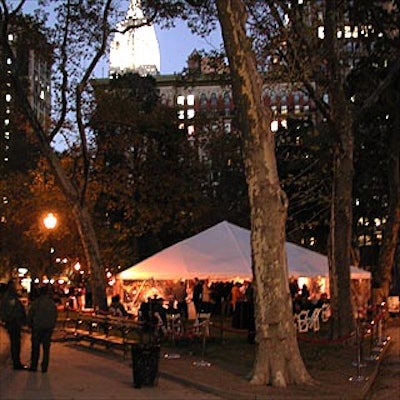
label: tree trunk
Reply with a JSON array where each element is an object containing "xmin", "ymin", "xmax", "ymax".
[
  {"xmin": 324, "ymin": 1, "xmax": 355, "ymax": 338},
  {"xmin": 377, "ymin": 99, "xmax": 400, "ymax": 300},
  {"xmin": 216, "ymin": 0, "xmax": 312, "ymax": 387},
  {"xmin": 329, "ymin": 134, "xmax": 355, "ymax": 338}
]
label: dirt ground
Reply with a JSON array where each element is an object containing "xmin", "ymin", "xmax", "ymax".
[{"xmin": 159, "ymin": 316, "xmax": 399, "ymax": 399}]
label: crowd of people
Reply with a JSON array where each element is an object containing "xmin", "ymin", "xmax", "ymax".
[
  {"xmin": 290, "ymin": 278, "xmax": 330, "ymax": 314},
  {"xmin": 0, "ymin": 279, "xmax": 57, "ymax": 372}
]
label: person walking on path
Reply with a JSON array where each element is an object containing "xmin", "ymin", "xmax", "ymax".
[
  {"xmin": 0, "ymin": 279, "xmax": 28, "ymax": 370},
  {"xmin": 27, "ymin": 284, "xmax": 57, "ymax": 373}
]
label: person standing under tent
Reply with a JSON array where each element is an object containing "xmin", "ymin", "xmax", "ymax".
[
  {"xmin": 192, "ymin": 278, "xmax": 203, "ymax": 315},
  {"xmin": 175, "ymin": 281, "xmax": 188, "ymax": 320}
]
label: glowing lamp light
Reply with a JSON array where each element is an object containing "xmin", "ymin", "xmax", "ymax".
[
  {"xmin": 43, "ymin": 213, "xmax": 57, "ymax": 230},
  {"xmin": 18, "ymin": 267, "xmax": 28, "ymax": 276}
]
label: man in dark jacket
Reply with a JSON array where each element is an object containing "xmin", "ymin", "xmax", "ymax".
[
  {"xmin": 27, "ymin": 285, "xmax": 57, "ymax": 373},
  {"xmin": 0, "ymin": 279, "xmax": 27, "ymax": 370}
]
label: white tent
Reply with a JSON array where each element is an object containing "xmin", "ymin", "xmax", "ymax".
[
  {"xmin": 119, "ymin": 221, "xmax": 252, "ymax": 281},
  {"xmin": 118, "ymin": 221, "xmax": 371, "ymax": 281}
]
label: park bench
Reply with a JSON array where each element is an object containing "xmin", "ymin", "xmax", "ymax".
[{"xmin": 62, "ymin": 313, "xmax": 143, "ymax": 358}]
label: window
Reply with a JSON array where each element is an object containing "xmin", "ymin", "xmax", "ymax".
[
  {"xmin": 187, "ymin": 94, "xmax": 195, "ymax": 106},
  {"xmin": 177, "ymin": 95, "xmax": 185, "ymax": 106},
  {"xmin": 211, "ymin": 93, "xmax": 217, "ymax": 110},
  {"xmin": 200, "ymin": 93, "xmax": 207, "ymax": 109}
]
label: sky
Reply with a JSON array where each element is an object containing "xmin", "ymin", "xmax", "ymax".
[{"xmin": 153, "ymin": 22, "xmax": 222, "ymax": 75}]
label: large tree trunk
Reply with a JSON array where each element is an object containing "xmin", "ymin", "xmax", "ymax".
[
  {"xmin": 324, "ymin": 1, "xmax": 355, "ymax": 338},
  {"xmin": 32, "ymin": 121, "xmax": 108, "ymax": 311},
  {"xmin": 377, "ymin": 98, "xmax": 400, "ymax": 300},
  {"xmin": 216, "ymin": 0, "xmax": 312, "ymax": 387},
  {"xmin": 329, "ymin": 130, "xmax": 355, "ymax": 338}
]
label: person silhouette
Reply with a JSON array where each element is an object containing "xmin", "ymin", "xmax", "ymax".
[{"xmin": 0, "ymin": 279, "xmax": 27, "ymax": 370}]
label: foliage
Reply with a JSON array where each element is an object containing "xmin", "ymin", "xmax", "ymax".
[
  {"xmin": 276, "ymin": 117, "xmax": 331, "ymax": 251},
  {"xmin": 90, "ymin": 73, "xmax": 213, "ymax": 268}
]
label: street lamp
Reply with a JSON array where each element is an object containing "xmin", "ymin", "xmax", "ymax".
[
  {"xmin": 43, "ymin": 212, "xmax": 57, "ymax": 231},
  {"xmin": 43, "ymin": 212, "xmax": 58, "ymax": 280}
]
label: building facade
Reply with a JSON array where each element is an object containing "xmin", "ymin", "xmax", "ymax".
[{"xmin": 0, "ymin": 15, "xmax": 52, "ymax": 223}]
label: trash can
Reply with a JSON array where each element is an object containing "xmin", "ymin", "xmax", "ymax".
[{"xmin": 131, "ymin": 343, "xmax": 160, "ymax": 388}]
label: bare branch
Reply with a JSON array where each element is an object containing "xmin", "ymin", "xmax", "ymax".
[{"xmin": 76, "ymin": 0, "xmax": 113, "ymax": 205}]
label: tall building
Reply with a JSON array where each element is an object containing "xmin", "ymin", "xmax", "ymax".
[
  {"xmin": 0, "ymin": 14, "xmax": 52, "ymax": 222},
  {"xmin": 109, "ymin": 0, "xmax": 160, "ymax": 77}
]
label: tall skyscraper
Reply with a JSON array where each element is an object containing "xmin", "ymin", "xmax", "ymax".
[
  {"xmin": 109, "ymin": 0, "xmax": 160, "ymax": 77},
  {"xmin": 0, "ymin": 15, "xmax": 52, "ymax": 223}
]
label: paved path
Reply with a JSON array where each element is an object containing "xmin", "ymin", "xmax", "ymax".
[
  {"xmin": 0, "ymin": 328, "xmax": 221, "ymax": 400},
  {"xmin": 1, "ymin": 317, "xmax": 399, "ymax": 400}
]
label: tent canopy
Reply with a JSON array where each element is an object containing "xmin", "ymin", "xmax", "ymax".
[{"xmin": 117, "ymin": 221, "xmax": 371, "ymax": 281}]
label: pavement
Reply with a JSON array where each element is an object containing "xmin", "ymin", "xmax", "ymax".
[{"xmin": 0, "ymin": 317, "xmax": 399, "ymax": 400}]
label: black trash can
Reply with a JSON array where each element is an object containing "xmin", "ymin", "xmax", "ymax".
[{"xmin": 131, "ymin": 343, "xmax": 160, "ymax": 388}]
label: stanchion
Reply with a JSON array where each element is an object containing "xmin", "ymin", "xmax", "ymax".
[
  {"xmin": 163, "ymin": 314, "xmax": 181, "ymax": 360},
  {"xmin": 193, "ymin": 320, "xmax": 211, "ymax": 367},
  {"xmin": 352, "ymin": 318, "xmax": 366, "ymax": 368},
  {"xmin": 375, "ymin": 302, "xmax": 390, "ymax": 347},
  {"xmin": 370, "ymin": 304, "xmax": 389, "ymax": 355},
  {"xmin": 364, "ymin": 320, "xmax": 380, "ymax": 362},
  {"xmin": 349, "ymin": 319, "xmax": 368, "ymax": 382}
]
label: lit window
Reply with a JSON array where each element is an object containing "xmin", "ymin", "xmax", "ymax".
[
  {"xmin": 7, "ymin": 58, "xmax": 12, "ymax": 65},
  {"xmin": 187, "ymin": 125, "xmax": 195, "ymax": 135},
  {"xmin": 177, "ymin": 95, "xmax": 185, "ymax": 105},
  {"xmin": 271, "ymin": 120, "xmax": 279, "ymax": 132},
  {"xmin": 187, "ymin": 94, "xmax": 195, "ymax": 106},
  {"xmin": 4, "ymin": 119, "xmax": 9, "ymax": 126},
  {"xmin": 5, "ymin": 94, "xmax": 12, "ymax": 102},
  {"xmin": 177, "ymin": 110, "xmax": 185, "ymax": 120},
  {"xmin": 224, "ymin": 122, "xmax": 231, "ymax": 133},
  {"xmin": 187, "ymin": 109, "xmax": 195, "ymax": 119},
  {"xmin": 281, "ymin": 105, "xmax": 288, "ymax": 114},
  {"xmin": 281, "ymin": 119, "xmax": 287, "ymax": 129},
  {"xmin": 318, "ymin": 26, "xmax": 324, "ymax": 39},
  {"xmin": 40, "ymin": 90, "xmax": 45, "ymax": 100},
  {"xmin": 8, "ymin": 33, "xmax": 13, "ymax": 41},
  {"xmin": 178, "ymin": 123, "xmax": 185, "ymax": 130}
]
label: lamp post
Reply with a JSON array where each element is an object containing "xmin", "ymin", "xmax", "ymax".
[{"xmin": 43, "ymin": 212, "xmax": 57, "ymax": 280}]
